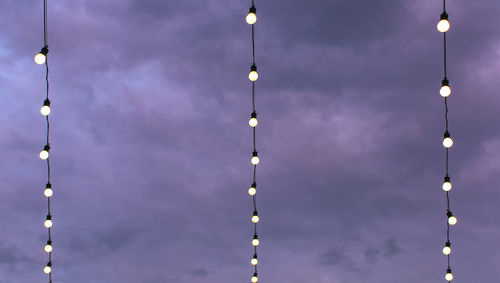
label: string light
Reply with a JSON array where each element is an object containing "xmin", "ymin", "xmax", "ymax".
[
  {"xmin": 249, "ymin": 64, "xmax": 259, "ymax": 81},
  {"xmin": 248, "ymin": 183, "xmax": 257, "ymax": 196},
  {"xmin": 438, "ymin": 1, "xmax": 457, "ymax": 280},
  {"xmin": 249, "ymin": 112, "xmax": 258, "ymax": 127},
  {"xmin": 252, "ymin": 234, "xmax": 260, "ymax": 247},
  {"xmin": 44, "ymin": 183, "xmax": 53, "ymax": 197},
  {"xmin": 251, "ymin": 211, "xmax": 260, "ymax": 223},
  {"xmin": 251, "ymin": 254, "xmax": 258, "ymax": 265},
  {"xmin": 251, "ymin": 151, "xmax": 260, "ymax": 165},
  {"xmin": 245, "ymin": 1, "xmax": 264, "ymax": 281},
  {"xmin": 246, "ymin": 5, "xmax": 257, "ymax": 25},
  {"xmin": 39, "ymin": 145, "xmax": 50, "ymax": 160},
  {"xmin": 36, "ymin": 0, "xmax": 54, "ymax": 281}
]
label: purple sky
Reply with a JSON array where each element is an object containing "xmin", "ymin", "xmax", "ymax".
[{"xmin": 1, "ymin": 0, "xmax": 500, "ymax": 282}]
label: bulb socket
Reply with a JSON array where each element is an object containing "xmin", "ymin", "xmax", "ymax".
[
  {"xmin": 43, "ymin": 145, "xmax": 51, "ymax": 151},
  {"xmin": 251, "ymin": 112, "xmax": 257, "ymax": 118},
  {"xmin": 46, "ymin": 183, "xmax": 52, "ymax": 189},
  {"xmin": 440, "ymin": 12, "xmax": 449, "ymax": 20},
  {"xmin": 47, "ymin": 240, "xmax": 52, "ymax": 245},
  {"xmin": 444, "ymin": 176, "xmax": 450, "ymax": 182},
  {"xmin": 253, "ymin": 253, "xmax": 258, "ymax": 259},
  {"xmin": 441, "ymin": 78, "xmax": 449, "ymax": 86},
  {"xmin": 443, "ymin": 131, "xmax": 451, "ymax": 139},
  {"xmin": 40, "ymin": 46, "xmax": 49, "ymax": 56},
  {"xmin": 447, "ymin": 210, "xmax": 453, "ymax": 218},
  {"xmin": 43, "ymin": 99, "xmax": 51, "ymax": 107},
  {"xmin": 251, "ymin": 64, "xmax": 257, "ymax": 72},
  {"xmin": 249, "ymin": 5, "xmax": 256, "ymax": 13},
  {"xmin": 46, "ymin": 214, "xmax": 52, "ymax": 221},
  {"xmin": 251, "ymin": 182, "xmax": 257, "ymax": 188},
  {"xmin": 447, "ymin": 268, "xmax": 452, "ymax": 273},
  {"xmin": 253, "ymin": 211, "xmax": 258, "ymax": 216},
  {"xmin": 253, "ymin": 233, "xmax": 258, "ymax": 240},
  {"xmin": 253, "ymin": 272, "xmax": 258, "ymax": 277},
  {"xmin": 252, "ymin": 151, "xmax": 258, "ymax": 157},
  {"xmin": 445, "ymin": 241, "xmax": 451, "ymax": 247}
]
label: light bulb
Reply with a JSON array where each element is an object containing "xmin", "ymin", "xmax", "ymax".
[
  {"xmin": 448, "ymin": 216, "xmax": 457, "ymax": 225},
  {"xmin": 43, "ymin": 263, "xmax": 52, "ymax": 274},
  {"xmin": 445, "ymin": 269, "xmax": 453, "ymax": 281},
  {"xmin": 44, "ymin": 241, "xmax": 53, "ymax": 253},
  {"xmin": 252, "ymin": 234, "xmax": 259, "ymax": 246},
  {"xmin": 440, "ymin": 79, "xmax": 451, "ymax": 97},
  {"xmin": 248, "ymin": 183, "xmax": 257, "ymax": 196},
  {"xmin": 249, "ymin": 112, "xmax": 258, "ymax": 127},
  {"xmin": 251, "ymin": 273, "xmax": 258, "ymax": 283},
  {"xmin": 41, "ymin": 99, "xmax": 51, "ymax": 116},
  {"xmin": 44, "ymin": 183, "xmax": 53, "ymax": 197},
  {"xmin": 34, "ymin": 46, "xmax": 49, "ymax": 65},
  {"xmin": 442, "ymin": 242, "xmax": 451, "ymax": 255},
  {"xmin": 251, "ymin": 151, "xmax": 260, "ymax": 165},
  {"xmin": 440, "ymin": 85, "xmax": 451, "ymax": 97},
  {"xmin": 249, "ymin": 64, "xmax": 259, "ymax": 81},
  {"xmin": 437, "ymin": 12, "xmax": 450, "ymax": 33},
  {"xmin": 44, "ymin": 215, "xmax": 52, "ymax": 228},
  {"xmin": 246, "ymin": 6, "xmax": 257, "ymax": 25},
  {"xmin": 442, "ymin": 176, "xmax": 452, "ymax": 192},
  {"xmin": 34, "ymin": 53, "xmax": 46, "ymax": 65},
  {"xmin": 252, "ymin": 211, "xmax": 259, "ymax": 223},
  {"xmin": 437, "ymin": 19, "xmax": 450, "ymax": 32},
  {"xmin": 251, "ymin": 255, "xmax": 258, "ymax": 265},
  {"xmin": 39, "ymin": 145, "xmax": 50, "ymax": 160},
  {"xmin": 443, "ymin": 132, "xmax": 453, "ymax": 148}
]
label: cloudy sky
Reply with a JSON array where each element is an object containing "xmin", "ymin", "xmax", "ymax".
[{"xmin": 1, "ymin": 0, "xmax": 500, "ymax": 282}]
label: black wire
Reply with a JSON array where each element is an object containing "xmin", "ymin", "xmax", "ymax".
[{"xmin": 43, "ymin": 0, "xmax": 47, "ymax": 46}]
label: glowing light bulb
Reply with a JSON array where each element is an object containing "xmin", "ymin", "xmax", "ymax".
[
  {"xmin": 252, "ymin": 234, "xmax": 259, "ymax": 246},
  {"xmin": 39, "ymin": 145, "xmax": 50, "ymax": 160},
  {"xmin": 443, "ymin": 132, "xmax": 453, "ymax": 148},
  {"xmin": 43, "ymin": 263, "xmax": 52, "ymax": 274},
  {"xmin": 34, "ymin": 46, "xmax": 49, "ymax": 65},
  {"xmin": 44, "ymin": 215, "xmax": 53, "ymax": 228},
  {"xmin": 442, "ymin": 176, "xmax": 452, "ymax": 192},
  {"xmin": 41, "ymin": 99, "xmax": 51, "ymax": 116},
  {"xmin": 246, "ymin": 6, "xmax": 257, "ymax": 25},
  {"xmin": 251, "ymin": 254, "xmax": 258, "ymax": 265},
  {"xmin": 248, "ymin": 183, "xmax": 257, "ymax": 196},
  {"xmin": 447, "ymin": 211, "xmax": 457, "ymax": 225},
  {"xmin": 34, "ymin": 53, "xmax": 46, "ymax": 65},
  {"xmin": 437, "ymin": 12, "xmax": 450, "ymax": 33},
  {"xmin": 251, "ymin": 151, "xmax": 260, "ymax": 165},
  {"xmin": 448, "ymin": 216, "xmax": 457, "ymax": 225},
  {"xmin": 445, "ymin": 269, "xmax": 453, "ymax": 281},
  {"xmin": 44, "ymin": 241, "xmax": 53, "ymax": 253},
  {"xmin": 44, "ymin": 183, "xmax": 53, "ymax": 197},
  {"xmin": 440, "ymin": 79, "xmax": 451, "ymax": 97},
  {"xmin": 252, "ymin": 211, "xmax": 259, "ymax": 223},
  {"xmin": 437, "ymin": 19, "xmax": 450, "ymax": 32},
  {"xmin": 442, "ymin": 242, "xmax": 451, "ymax": 255},
  {"xmin": 249, "ymin": 64, "xmax": 259, "ymax": 81},
  {"xmin": 251, "ymin": 273, "xmax": 258, "ymax": 283},
  {"xmin": 249, "ymin": 112, "xmax": 258, "ymax": 127}
]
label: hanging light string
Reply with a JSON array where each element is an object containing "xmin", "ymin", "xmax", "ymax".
[
  {"xmin": 35, "ymin": 0, "xmax": 54, "ymax": 280},
  {"xmin": 436, "ymin": 0, "xmax": 456, "ymax": 281},
  {"xmin": 245, "ymin": 1, "xmax": 260, "ymax": 282}
]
